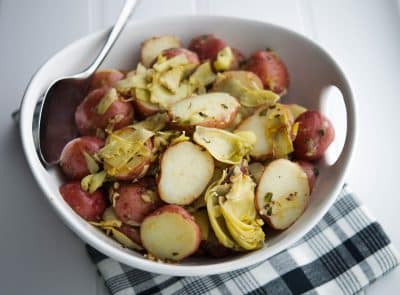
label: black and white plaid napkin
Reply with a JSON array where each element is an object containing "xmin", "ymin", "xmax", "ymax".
[{"xmin": 88, "ymin": 185, "xmax": 398, "ymax": 295}]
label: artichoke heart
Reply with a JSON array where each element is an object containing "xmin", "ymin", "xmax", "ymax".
[
  {"xmin": 95, "ymin": 88, "xmax": 119, "ymax": 115},
  {"xmin": 218, "ymin": 169, "xmax": 264, "ymax": 250},
  {"xmin": 206, "ymin": 167, "xmax": 265, "ymax": 250},
  {"xmin": 90, "ymin": 207, "xmax": 122, "ymax": 228},
  {"xmin": 265, "ymin": 104, "xmax": 294, "ymax": 158},
  {"xmin": 150, "ymin": 78, "xmax": 192, "ymax": 109},
  {"xmin": 193, "ymin": 126, "xmax": 256, "ymax": 164},
  {"xmin": 213, "ymin": 46, "xmax": 234, "ymax": 72},
  {"xmin": 189, "ymin": 62, "xmax": 217, "ymax": 93},
  {"xmin": 98, "ymin": 127, "xmax": 153, "ymax": 176},
  {"xmin": 81, "ymin": 170, "xmax": 107, "ymax": 193},
  {"xmin": 131, "ymin": 112, "xmax": 169, "ymax": 132},
  {"xmin": 153, "ymin": 54, "xmax": 189, "ymax": 72},
  {"xmin": 159, "ymin": 67, "xmax": 184, "ymax": 92},
  {"xmin": 213, "ymin": 76, "xmax": 279, "ymax": 108},
  {"xmin": 205, "ymin": 170, "xmax": 240, "ymax": 250},
  {"xmin": 115, "ymin": 63, "xmax": 149, "ymax": 96}
]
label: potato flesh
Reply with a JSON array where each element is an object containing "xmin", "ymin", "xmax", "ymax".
[
  {"xmin": 236, "ymin": 108, "xmax": 272, "ymax": 159},
  {"xmin": 141, "ymin": 211, "xmax": 199, "ymax": 260},
  {"xmin": 141, "ymin": 36, "xmax": 181, "ymax": 67},
  {"xmin": 158, "ymin": 142, "xmax": 214, "ymax": 205},
  {"xmin": 256, "ymin": 159, "xmax": 310, "ymax": 230},
  {"xmin": 169, "ymin": 92, "xmax": 239, "ymax": 126}
]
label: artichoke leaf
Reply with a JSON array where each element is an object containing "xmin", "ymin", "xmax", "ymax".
[
  {"xmin": 131, "ymin": 112, "xmax": 169, "ymax": 132},
  {"xmin": 193, "ymin": 126, "xmax": 256, "ymax": 164}
]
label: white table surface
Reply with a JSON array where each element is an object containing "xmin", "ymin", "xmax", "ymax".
[{"xmin": 1, "ymin": 0, "xmax": 399, "ymax": 294}]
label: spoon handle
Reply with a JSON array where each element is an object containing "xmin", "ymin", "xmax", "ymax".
[{"xmin": 85, "ymin": 0, "xmax": 140, "ymax": 74}]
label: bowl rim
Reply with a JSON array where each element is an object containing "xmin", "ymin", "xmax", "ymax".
[{"xmin": 19, "ymin": 14, "xmax": 356, "ymax": 276}]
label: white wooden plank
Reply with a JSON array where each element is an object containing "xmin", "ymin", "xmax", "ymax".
[
  {"xmin": 0, "ymin": 1, "xmax": 98, "ymax": 295},
  {"xmin": 303, "ymin": 0, "xmax": 400, "ymax": 294}
]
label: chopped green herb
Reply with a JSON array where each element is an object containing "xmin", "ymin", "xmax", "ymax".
[
  {"xmin": 188, "ymin": 102, "xmax": 192, "ymax": 109},
  {"xmin": 202, "ymin": 137, "xmax": 211, "ymax": 144},
  {"xmin": 259, "ymin": 108, "xmax": 268, "ymax": 116},
  {"xmin": 267, "ymin": 207, "xmax": 273, "ymax": 216},
  {"xmin": 266, "ymin": 47, "xmax": 272, "ymax": 52},
  {"xmin": 172, "ymin": 252, "xmax": 179, "ymax": 256},
  {"xmin": 264, "ymin": 192, "xmax": 273, "ymax": 203},
  {"xmin": 313, "ymin": 167, "xmax": 320, "ymax": 177},
  {"xmin": 317, "ymin": 129, "xmax": 325, "ymax": 136},
  {"xmin": 221, "ymin": 103, "xmax": 228, "ymax": 109},
  {"xmin": 274, "ymin": 114, "xmax": 280, "ymax": 118},
  {"xmin": 198, "ymin": 111, "xmax": 208, "ymax": 118},
  {"xmin": 269, "ymin": 105, "xmax": 276, "ymax": 109}
]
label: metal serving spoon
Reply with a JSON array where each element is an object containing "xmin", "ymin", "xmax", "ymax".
[{"xmin": 37, "ymin": 0, "xmax": 139, "ymax": 166}]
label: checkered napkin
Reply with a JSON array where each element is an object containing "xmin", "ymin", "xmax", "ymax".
[{"xmin": 86, "ymin": 185, "xmax": 399, "ymax": 295}]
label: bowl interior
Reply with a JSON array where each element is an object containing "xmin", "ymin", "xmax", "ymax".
[{"xmin": 19, "ymin": 15, "xmax": 354, "ymax": 276}]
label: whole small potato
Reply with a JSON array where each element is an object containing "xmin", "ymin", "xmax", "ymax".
[
  {"xmin": 161, "ymin": 48, "xmax": 200, "ymax": 65},
  {"xmin": 296, "ymin": 160, "xmax": 318, "ymax": 191},
  {"xmin": 243, "ymin": 50, "xmax": 289, "ymax": 94},
  {"xmin": 59, "ymin": 182, "xmax": 107, "ymax": 221},
  {"xmin": 188, "ymin": 34, "xmax": 227, "ymax": 62},
  {"xmin": 59, "ymin": 136, "xmax": 104, "ymax": 180},
  {"xmin": 89, "ymin": 69, "xmax": 125, "ymax": 91},
  {"xmin": 293, "ymin": 110, "xmax": 335, "ymax": 161},
  {"xmin": 114, "ymin": 178, "xmax": 161, "ymax": 226},
  {"xmin": 75, "ymin": 88, "xmax": 134, "ymax": 136}
]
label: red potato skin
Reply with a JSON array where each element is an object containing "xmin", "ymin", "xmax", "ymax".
[
  {"xmin": 293, "ymin": 111, "xmax": 335, "ymax": 161},
  {"xmin": 111, "ymin": 140, "xmax": 153, "ymax": 181},
  {"xmin": 188, "ymin": 34, "xmax": 227, "ymax": 62},
  {"xmin": 59, "ymin": 136, "xmax": 104, "ymax": 180},
  {"xmin": 243, "ymin": 50, "xmax": 289, "ymax": 95},
  {"xmin": 89, "ymin": 69, "xmax": 125, "ymax": 91},
  {"xmin": 75, "ymin": 88, "xmax": 134, "ymax": 136},
  {"xmin": 133, "ymin": 99, "xmax": 161, "ymax": 118},
  {"xmin": 59, "ymin": 182, "xmax": 107, "ymax": 221},
  {"xmin": 230, "ymin": 48, "xmax": 245, "ymax": 71},
  {"xmin": 114, "ymin": 178, "xmax": 161, "ymax": 225},
  {"xmin": 119, "ymin": 224, "xmax": 142, "ymax": 246},
  {"xmin": 162, "ymin": 48, "xmax": 200, "ymax": 65},
  {"xmin": 296, "ymin": 160, "xmax": 318, "ymax": 191}
]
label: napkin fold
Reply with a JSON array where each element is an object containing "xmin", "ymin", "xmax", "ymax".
[{"xmin": 87, "ymin": 185, "xmax": 399, "ymax": 295}]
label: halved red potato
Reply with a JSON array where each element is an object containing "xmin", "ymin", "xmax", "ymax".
[
  {"xmin": 168, "ymin": 93, "xmax": 240, "ymax": 129},
  {"xmin": 140, "ymin": 205, "xmax": 201, "ymax": 261},
  {"xmin": 89, "ymin": 69, "xmax": 125, "ymax": 91},
  {"xmin": 296, "ymin": 160, "xmax": 318, "ymax": 191},
  {"xmin": 235, "ymin": 107, "xmax": 272, "ymax": 160},
  {"xmin": 141, "ymin": 35, "xmax": 182, "ymax": 67},
  {"xmin": 244, "ymin": 50, "xmax": 289, "ymax": 95},
  {"xmin": 133, "ymin": 99, "xmax": 161, "ymax": 118},
  {"xmin": 293, "ymin": 110, "xmax": 335, "ymax": 161},
  {"xmin": 59, "ymin": 182, "xmax": 107, "ymax": 221},
  {"xmin": 59, "ymin": 136, "xmax": 104, "ymax": 180},
  {"xmin": 114, "ymin": 178, "xmax": 161, "ymax": 226},
  {"xmin": 188, "ymin": 34, "xmax": 227, "ymax": 62},
  {"xmin": 158, "ymin": 141, "xmax": 214, "ymax": 205},
  {"xmin": 256, "ymin": 159, "xmax": 310, "ymax": 230},
  {"xmin": 161, "ymin": 48, "xmax": 200, "ymax": 65},
  {"xmin": 75, "ymin": 88, "xmax": 134, "ymax": 135}
]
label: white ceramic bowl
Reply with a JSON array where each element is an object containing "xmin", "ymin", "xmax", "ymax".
[{"xmin": 19, "ymin": 15, "xmax": 356, "ymax": 276}]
